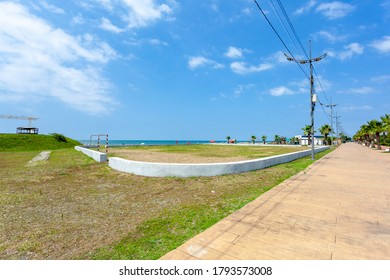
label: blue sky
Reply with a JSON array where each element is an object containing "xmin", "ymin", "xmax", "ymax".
[{"xmin": 0, "ymin": 0, "xmax": 389, "ymax": 141}]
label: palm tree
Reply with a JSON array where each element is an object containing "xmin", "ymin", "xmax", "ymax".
[
  {"xmin": 251, "ymin": 135, "xmax": 257, "ymax": 144},
  {"xmin": 290, "ymin": 136, "xmax": 297, "ymax": 145},
  {"xmin": 261, "ymin": 135, "xmax": 267, "ymax": 144},
  {"xmin": 381, "ymin": 114, "xmax": 390, "ymax": 144},
  {"xmin": 319, "ymin": 124, "xmax": 332, "ymax": 145},
  {"xmin": 302, "ymin": 124, "xmax": 312, "ymax": 145},
  {"xmin": 226, "ymin": 136, "xmax": 231, "ymax": 144},
  {"xmin": 381, "ymin": 114, "xmax": 390, "ymax": 131},
  {"xmin": 274, "ymin": 134, "xmax": 281, "ymax": 144},
  {"xmin": 359, "ymin": 124, "xmax": 371, "ymax": 147},
  {"xmin": 367, "ymin": 119, "xmax": 384, "ymax": 150},
  {"xmin": 353, "ymin": 129, "xmax": 364, "ymax": 144}
]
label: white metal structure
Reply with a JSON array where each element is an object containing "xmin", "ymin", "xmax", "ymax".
[{"xmin": 0, "ymin": 114, "xmax": 39, "ymax": 127}]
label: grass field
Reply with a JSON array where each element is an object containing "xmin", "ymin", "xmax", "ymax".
[
  {"xmin": 0, "ymin": 133, "xmax": 80, "ymax": 151},
  {"xmin": 0, "ymin": 135, "xmax": 333, "ymax": 259},
  {"xmin": 108, "ymin": 144, "xmax": 309, "ymax": 163}
]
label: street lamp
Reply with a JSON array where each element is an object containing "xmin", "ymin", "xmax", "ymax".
[{"xmin": 285, "ymin": 41, "xmax": 327, "ymax": 160}]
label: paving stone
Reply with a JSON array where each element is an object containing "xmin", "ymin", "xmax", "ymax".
[{"xmin": 160, "ymin": 143, "xmax": 390, "ymax": 260}]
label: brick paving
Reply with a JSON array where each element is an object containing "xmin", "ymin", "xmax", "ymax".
[{"xmin": 160, "ymin": 143, "xmax": 390, "ymax": 260}]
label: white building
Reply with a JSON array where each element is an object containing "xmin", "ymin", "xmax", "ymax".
[{"xmin": 295, "ymin": 135, "xmax": 324, "ymax": 146}]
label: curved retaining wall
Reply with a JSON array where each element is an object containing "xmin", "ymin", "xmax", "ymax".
[
  {"xmin": 108, "ymin": 146, "xmax": 329, "ymax": 177},
  {"xmin": 75, "ymin": 146, "xmax": 107, "ymax": 162}
]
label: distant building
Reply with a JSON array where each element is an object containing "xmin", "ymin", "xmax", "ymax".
[
  {"xmin": 295, "ymin": 135, "xmax": 324, "ymax": 146},
  {"xmin": 17, "ymin": 127, "xmax": 39, "ymax": 134}
]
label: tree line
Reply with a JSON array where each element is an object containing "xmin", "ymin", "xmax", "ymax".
[
  {"xmin": 353, "ymin": 114, "xmax": 390, "ymax": 150},
  {"xmin": 225, "ymin": 122, "xmax": 336, "ymax": 145}
]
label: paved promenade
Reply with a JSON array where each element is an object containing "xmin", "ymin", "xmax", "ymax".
[{"xmin": 161, "ymin": 143, "xmax": 390, "ymax": 260}]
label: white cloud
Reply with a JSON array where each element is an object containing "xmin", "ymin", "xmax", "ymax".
[
  {"xmin": 225, "ymin": 46, "xmax": 243, "ymax": 59},
  {"xmin": 96, "ymin": 0, "xmax": 113, "ymax": 11},
  {"xmin": 241, "ymin": 8, "xmax": 252, "ymax": 15},
  {"xmin": 0, "ymin": 2, "xmax": 116, "ymax": 114},
  {"xmin": 315, "ymin": 1, "xmax": 355, "ymax": 19},
  {"xmin": 338, "ymin": 87, "xmax": 374, "ymax": 95},
  {"xmin": 230, "ymin": 62, "xmax": 273, "ymax": 75},
  {"xmin": 349, "ymin": 87, "xmax": 375, "ymax": 94},
  {"xmin": 121, "ymin": 0, "xmax": 174, "ymax": 28},
  {"xmin": 210, "ymin": 3, "xmax": 219, "ymax": 12},
  {"xmin": 371, "ymin": 75, "xmax": 390, "ymax": 82},
  {"xmin": 295, "ymin": 0, "xmax": 317, "ymax": 15},
  {"xmin": 316, "ymin": 30, "xmax": 346, "ymax": 43},
  {"xmin": 188, "ymin": 56, "xmax": 223, "ymax": 70},
  {"xmin": 341, "ymin": 105, "xmax": 373, "ymax": 111},
  {"xmin": 339, "ymin": 43, "xmax": 364, "ymax": 60},
  {"xmin": 381, "ymin": 1, "xmax": 390, "ymax": 18},
  {"xmin": 327, "ymin": 43, "xmax": 364, "ymax": 60},
  {"xmin": 269, "ymin": 86, "xmax": 295, "ymax": 97},
  {"xmin": 273, "ymin": 51, "xmax": 290, "ymax": 64},
  {"xmin": 71, "ymin": 14, "xmax": 85, "ymax": 25},
  {"xmin": 370, "ymin": 36, "xmax": 390, "ymax": 54},
  {"xmin": 39, "ymin": 0, "xmax": 65, "ymax": 14},
  {"xmin": 148, "ymin": 38, "xmax": 168, "ymax": 46},
  {"xmin": 233, "ymin": 84, "xmax": 255, "ymax": 98},
  {"xmin": 100, "ymin": 17, "xmax": 124, "ymax": 33}
]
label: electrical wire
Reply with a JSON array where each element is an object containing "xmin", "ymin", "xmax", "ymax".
[
  {"xmin": 252, "ymin": 0, "xmax": 309, "ymax": 79},
  {"xmin": 317, "ymin": 95, "xmax": 333, "ymax": 123},
  {"xmin": 270, "ymin": 0, "xmax": 332, "ymax": 105},
  {"xmin": 275, "ymin": 0, "xmax": 309, "ymax": 59},
  {"xmin": 267, "ymin": 0, "xmax": 308, "ymax": 68},
  {"xmin": 253, "ymin": 0, "xmax": 338, "ymax": 127}
]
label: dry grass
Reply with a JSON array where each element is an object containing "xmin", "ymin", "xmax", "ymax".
[
  {"xmin": 0, "ymin": 146, "xmax": 328, "ymax": 259},
  {"xmin": 108, "ymin": 144, "xmax": 308, "ymax": 163}
]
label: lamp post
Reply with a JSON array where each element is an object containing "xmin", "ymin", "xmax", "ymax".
[{"xmin": 285, "ymin": 41, "xmax": 326, "ymax": 160}]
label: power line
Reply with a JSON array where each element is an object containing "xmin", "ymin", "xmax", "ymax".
[
  {"xmin": 317, "ymin": 95, "xmax": 332, "ymax": 124},
  {"xmin": 253, "ymin": 1, "xmax": 334, "ymax": 124},
  {"xmin": 274, "ymin": 0, "xmax": 309, "ymax": 60},
  {"xmin": 253, "ymin": 0, "xmax": 309, "ymax": 79},
  {"xmin": 276, "ymin": 0, "xmax": 331, "ymax": 105},
  {"xmin": 312, "ymin": 67, "xmax": 330, "ymax": 104},
  {"xmin": 267, "ymin": 0, "xmax": 308, "ymax": 67}
]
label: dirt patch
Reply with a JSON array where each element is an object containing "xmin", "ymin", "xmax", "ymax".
[
  {"xmin": 26, "ymin": 151, "xmax": 51, "ymax": 166},
  {"xmin": 108, "ymin": 145, "xmax": 308, "ymax": 163},
  {"xmin": 109, "ymin": 149, "xmax": 249, "ymax": 163}
]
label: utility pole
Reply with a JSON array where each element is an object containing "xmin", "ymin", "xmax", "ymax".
[
  {"xmin": 285, "ymin": 41, "xmax": 327, "ymax": 160},
  {"xmin": 324, "ymin": 97, "xmax": 338, "ymax": 147},
  {"xmin": 334, "ymin": 112, "xmax": 341, "ymax": 146}
]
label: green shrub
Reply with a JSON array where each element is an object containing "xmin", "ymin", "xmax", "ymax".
[{"xmin": 51, "ymin": 133, "xmax": 68, "ymax": 143}]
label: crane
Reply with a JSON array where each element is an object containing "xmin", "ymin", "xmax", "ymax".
[
  {"xmin": 0, "ymin": 114, "xmax": 40, "ymax": 134},
  {"xmin": 0, "ymin": 114, "xmax": 39, "ymax": 127}
]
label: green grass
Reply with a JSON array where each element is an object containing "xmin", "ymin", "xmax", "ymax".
[
  {"xmin": 0, "ymin": 135, "xmax": 334, "ymax": 260},
  {"xmin": 87, "ymin": 148, "xmax": 333, "ymax": 260},
  {"xmin": 0, "ymin": 133, "xmax": 80, "ymax": 151}
]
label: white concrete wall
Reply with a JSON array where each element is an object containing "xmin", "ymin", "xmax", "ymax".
[
  {"xmin": 109, "ymin": 146, "xmax": 329, "ymax": 177},
  {"xmin": 75, "ymin": 146, "xmax": 107, "ymax": 162}
]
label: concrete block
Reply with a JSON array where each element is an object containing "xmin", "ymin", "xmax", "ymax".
[{"xmin": 75, "ymin": 146, "xmax": 107, "ymax": 162}]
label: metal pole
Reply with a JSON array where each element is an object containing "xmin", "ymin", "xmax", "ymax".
[
  {"xmin": 106, "ymin": 134, "xmax": 108, "ymax": 153},
  {"xmin": 330, "ymin": 97, "xmax": 334, "ymax": 146},
  {"xmin": 309, "ymin": 41, "xmax": 315, "ymax": 160},
  {"xmin": 284, "ymin": 41, "xmax": 326, "ymax": 160},
  {"xmin": 336, "ymin": 112, "xmax": 339, "ymax": 146}
]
